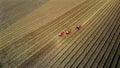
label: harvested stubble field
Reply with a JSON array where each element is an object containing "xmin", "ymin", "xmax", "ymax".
[{"xmin": 0, "ymin": 0, "xmax": 120, "ymax": 68}]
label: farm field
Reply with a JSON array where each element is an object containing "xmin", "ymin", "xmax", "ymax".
[{"xmin": 0, "ymin": 0, "xmax": 119, "ymax": 68}]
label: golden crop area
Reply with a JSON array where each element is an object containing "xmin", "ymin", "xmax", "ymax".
[{"xmin": 0, "ymin": 0, "xmax": 119, "ymax": 68}]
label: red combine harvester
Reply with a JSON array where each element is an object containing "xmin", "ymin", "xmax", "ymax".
[
  {"xmin": 76, "ymin": 25, "xmax": 82, "ymax": 30},
  {"xmin": 58, "ymin": 32, "xmax": 64, "ymax": 37},
  {"xmin": 66, "ymin": 30, "xmax": 71, "ymax": 35}
]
